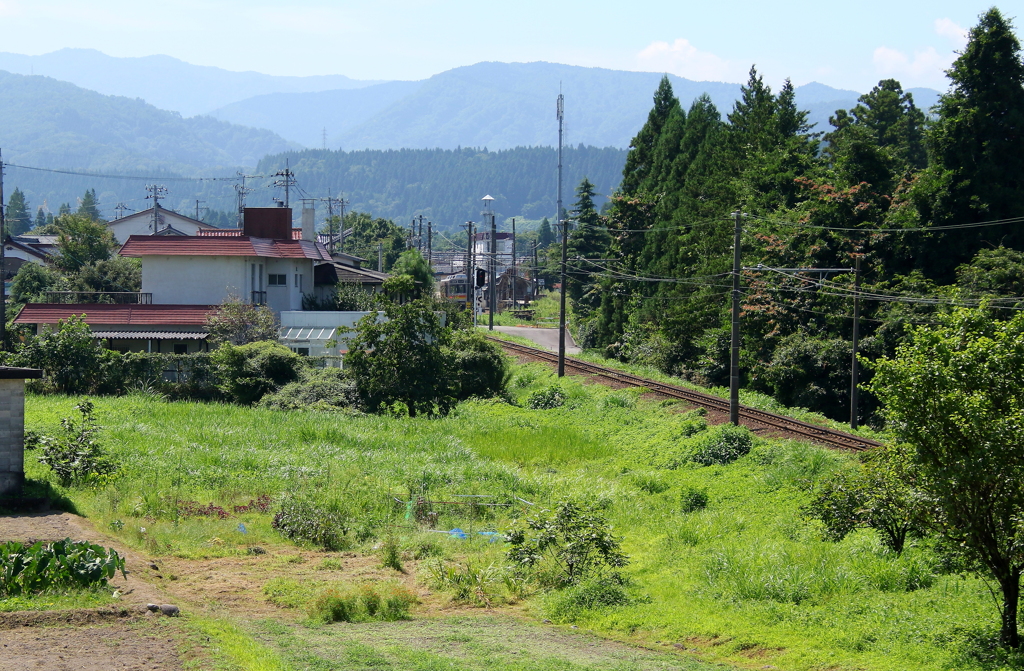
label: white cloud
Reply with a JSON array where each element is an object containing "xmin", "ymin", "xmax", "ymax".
[
  {"xmin": 635, "ymin": 38, "xmax": 733, "ymax": 82},
  {"xmin": 935, "ymin": 17, "xmax": 968, "ymax": 50},
  {"xmin": 873, "ymin": 45, "xmax": 947, "ymax": 79}
]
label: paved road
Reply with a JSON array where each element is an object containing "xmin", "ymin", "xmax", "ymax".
[{"xmin": 485, "ymin": 325, "xmax": 582, "ymax": 355}]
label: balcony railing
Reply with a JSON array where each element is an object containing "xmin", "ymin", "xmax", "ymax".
[
  {"xmin": 43, "ymin": 291, "xmax": 153, "ymax": 304},
  {"xmin": 251, "ymin": 291, "xmax": 267, "ymax": 305}
]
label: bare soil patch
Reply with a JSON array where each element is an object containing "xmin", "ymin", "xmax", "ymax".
[{"xmin": 0, "ymin": 620, "xmax": 183, "ymax": 671}]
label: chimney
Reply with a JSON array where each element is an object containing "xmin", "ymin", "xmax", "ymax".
[
  {"xmin": 242, "ymin": 207, "xmax": 292, "ymax": 239},
  {"xmin": 301, "ymin": 206, "xmax": 315, "ymax": 242}
]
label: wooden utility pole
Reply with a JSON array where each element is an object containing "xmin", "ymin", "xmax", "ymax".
[
  {"xmin": 0, "ymin": 148, "xmax": 6, "ymax": 352},
  {"xmin": 729, "ymin": 210, "xmax": 743, "ymax": 425},
  {"xmin": 511, "ymin": 218, "xmax": 517, "ymax": 310},
  {"xmin": 556, "ymin": 93, "xmax": 566, "ymax": 377}
]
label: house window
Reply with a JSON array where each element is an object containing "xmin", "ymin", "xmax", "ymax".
[
  {"xmin": 292, "ymin": 347, "xmax": 310, "ymax": 356},
  {"xmin": 173, "ymin": 344, "xmax": 188, "ymax": 355},
  {"xmin": 268, "ymin": 274, "xmax": 287, "ymax": 286}
]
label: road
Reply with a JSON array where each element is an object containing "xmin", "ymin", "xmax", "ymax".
[{"xmin": 485, "ymin": 325, "xmax": 581, "ymax": 355}]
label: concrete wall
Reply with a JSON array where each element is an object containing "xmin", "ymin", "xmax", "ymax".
[{"xmin": 0, "ymin": 379, "xmax": 26, "ymax": 496}]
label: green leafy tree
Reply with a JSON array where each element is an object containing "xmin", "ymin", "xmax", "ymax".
[
  {"xmin": 212, "ymin": 340, "xmax": 302, "ymax": 405},
  {"xmin": 76, "ymin": 189, "xmax": 101, "ymax": 221},
  {"xmin": 336, "ymin": 212, "xmax": 407, "ymax": 271},
  {"xmin": 6, "ymin": 188, "xmax": 31, "ymax": 236},
  {"xmin": 621, "ymin": 76, "xmax": 678, "ymax": 195},
  {"xmin": 537, "ymin": 217, "xmax": 555, "ymax": 248},
  {"xmin": 566, "ymin": 178, "xmax": 611, "ymax": 313},
  {"xmin": 15, "ymin": 315, "xmax": 105, "ymax": 394},
  {"xmin": 205, "ymin": 295, "xmax": 280, "ymax": 346},
  {"xmin": 53, "ymin": 214, "xmax": 117, "ymax": 273},
  {"xmin": 389, "ymin": 249, "xmax": 434, "ymax": 299},
  {"xmin": 32, "ymin": 207, "xmax": 47, "ymax": 231},
  {"xmin": 345, "ymin": 301, "xmax": 455, "ymax": 417},
  {"xmin": 9, "ymin": 262, "xmax": 60, "ymax": 304},
  {"xmin": 505, "ymin": 500, "xmax": 628, "ymax": 587},
  {"xmin": 869, "ymin": 307, "xmax": 1024, "ymax": 647},
  {"xmin": 444, "ymin": 329, "xmax": 509, "ymax": 401}
]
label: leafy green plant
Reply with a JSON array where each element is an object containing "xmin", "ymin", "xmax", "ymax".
[
  {"xmin": 271, "ymin": 497, "xmax": 350, "ymax": 551},
  {"xmin": 212, "ymin": 340, "xmax": 302, "ymax": 405},
  {"xmin": 426, "ymin": 560, "xmax": 525, "ymax": 606},
  {"xmin": 378, "ymin": 536, "xmax": 404, "ymax": 573},
  {"xmin": 37, "ymin": 401, "xmax": 115, "ymax": 486},
  {"xmin": 505, "ymin": 500, "xmax": 628, "ymax": 587},
  {"xmin": 526, "ymin": 385, "xmax": 566, "ymax": 410},
  {"xmin": 0, "ymin": 538, "xmax": 126, "ymax": 596},
  {"xmin": 691, "ymin": 424, "xmax": 753, "ymax": 466},
  {"xmin": 257, "ymin": 368, "xmax": 357, "ymax": 411},
  {"xmin": 679, "ymin": 486, "xmax": 710, "ymax": 513},
  {"xmin": 308, "ymin": 583, "xmax": 417, "ymax": 623},
  {"xmin": 543, "ymin": 576, "xmax": 634, "ymax": 623}
]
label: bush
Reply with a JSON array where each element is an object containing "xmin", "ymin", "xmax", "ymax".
[
  {"xmin": 446, "ymin": 330, "xmax": 510, "ymax": 400},
  {"xmin": 308, "ymin": 583, "xmax": 417, "ymax": 623},
  {"xmin": 0, "ymin": 538, "xmax": 126, "ymax": 596},
  {"xmin": 505, "ymin": 500, "xmax": 628, "ymax": 587},
  {"xmin": 679, "ymin": 486, "xmax": 710, "ymax": 513},
  {"xmin": 271, "ymin": 497, "xmax": 351, "ymax": 551},
  {"xmin": 36, "ymin": 401, "xmax": 116, "ymax": 486},
  {"xmin": 257, "ymin": 368, "xmax": 357, "ymax": 411},
  {"xmin": 15, "ymin": 315, "xmax": 105, "ymax": 394},
  {"xmin": 543, "ymin": 576, "xmax": 633, "ymax": 623},
  {"xmin": 527, "ymin": 385, "xmax": 566, "ymax": 410},
  {"xmin": 691, "ymin": 424, "xmax": 753, "ymax": 466},
  {"xmin": 212, "ymin": 341, "xmax": 302, "ymax": 405},
  {"xmin": 426, "ymin": 561, "xmax": 526, "ymax": 607}
]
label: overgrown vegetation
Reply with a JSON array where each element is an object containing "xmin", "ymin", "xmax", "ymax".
[{"xmin": 0, "ymin": 538, "xmax": 126, "ymax": 596}]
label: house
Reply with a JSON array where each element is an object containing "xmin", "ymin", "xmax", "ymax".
[
  {"xmin": 13, "ymin": 303, "xmax": 214, "ymax": 353},
  {"xmin": 106, "ymin": 206, "xmax": 219, "ymax": 243},
  {"xmin": 3, "ymin": 235, "xmax": 51, "ymax": 280},
  {"xmin": 118, "ymin": 207, "xmax": 331, "ymax": 314}
]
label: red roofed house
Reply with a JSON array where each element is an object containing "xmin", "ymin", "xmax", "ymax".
[{"xmin": 14, "ymin": 208, "xmax": 332, "ymax": 353}]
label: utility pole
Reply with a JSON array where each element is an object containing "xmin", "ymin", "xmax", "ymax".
[
  {"xmin": 145, "ymin": 184, "xmax": 168, "ymax": 233},
  {"xmin": 114, "ymin": 203, "xmax": 130, "ymax": 220},
  {"xmin": 324, "ymin": 194, "xmax": 335, "ymax": 254},
  {"xmin": 273, "ymin": 160, "xmax": 295, "ymax": 208},
  {"xmin": 0, "ymin": 148, "xmax": 7, "ymax": 352},
  {"xmin": 511, "ymin": 218, "xmax": 517, "ymax": 310},
  {"xmin": 194, "ymin": 199, "xmax": 206, "ymax": 221},
  {"xmin": 338, "ymin": 196, "xmax": 347, "ymax": 253},
  {"xmin": 489, "ymin": 206, "xmax": 496, "ymax": 330},
  {"xmin": 729, "ymin": 210, "xmax": 743, "ymax": 425},
  {"xmin": 427, "ymin": 221, "xmax": 432, "ymax": 266},
  {"xmin": 462, "ymin": 221, "xmax": 475, "ymax": 313},
  {"xmin": 850, "ymin": 253, "xmax": 863, "ymax": 430},
  {"xmin": 556, "ymin": 92, "xmax": 567, "ymax": 377},
  {"xmin": 416, "ymin": 215, "xmax": 425, "ymax": 253},
  {"xmin": 533, "ymin": 242, "xmax": 540, "ymax": 303},
  {"xmin": 234, "ymin": 172, "xmax": 254, "ymax": 226},
  {"xmin": 377, "ymin": 242, "xmax": 383, "ymax": 272}
]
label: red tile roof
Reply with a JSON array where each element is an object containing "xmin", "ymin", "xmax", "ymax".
[
  {"xmin": 198, "ymin": 228, "xmax": 306, "ymax": 240},
  {"xmin": 119, "ymin": 235, "xmax": 331, "ymax": 261},
  {"xmin": 14, "ymin": 304, "xmax": 216, "ymax": 326}
]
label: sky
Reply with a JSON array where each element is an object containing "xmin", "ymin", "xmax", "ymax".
[{"xmin": 0, "ymin": 0, "xmax": 1012, "ymax": 92}]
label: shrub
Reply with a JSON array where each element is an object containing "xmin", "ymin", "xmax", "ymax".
[
  {"xmin": 15, "ymin": 315, "xmax": 105, "ymax": 394},
  {"xmin": 37, "ymin": 401, "xmax": 116, "ymax": 486},
  {"xmin": 272, "ymin": 497, "xmax": 351, "ymax": 551},
  {"xmin": 257, "ymin": 368, "xmax": 357, "ymax": 411},
  {"xmin": 212, "ymin": 341, "xmax": 302, "ymax": 405},
  {"xmin": 505, "ymin": 500, "xmax": 628, "ymax": 587},
  {"xmin": 426, "ymin": 561, "xmax": 525, "ymax": 606},
  {"xmin": 543, "ymin": 576, "xmax": 633, "ymax": 623},
  {"xmin": 378, "ymin": 536, "xmax": 404, "ymax": 572},
  {"xmin": 679, "ymin": 486, "xmax": 710, "ymax": 513},
  {"xmin": 308, "ymin": 583, "xmax": 417, "ymax": 623},
  {"xmin": 527, "ymin": 385, "xmax": 566, "ymax": 410},
  {"xmin": 206, "ymin": 295, "xmax": 280, "ymax": 346},
  {"xmin": 0, "ymin": 538, "xmax": 126, "ymax": 596},
  {"xmin": 691, "ymin": 424, "xmax": 753, "ymax": 466},
  {"xmin": 446, "ymin": 329, "xmax": 510, "ymax": 400}
]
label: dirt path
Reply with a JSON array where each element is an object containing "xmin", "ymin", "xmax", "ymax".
[{"xmin": 0, "ymin": 621, "xmax": 183, "ymax": 671}]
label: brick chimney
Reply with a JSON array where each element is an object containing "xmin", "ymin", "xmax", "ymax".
[{"xmin": 243, "ymin": 207, "xmax": 292, "ymax": 239}]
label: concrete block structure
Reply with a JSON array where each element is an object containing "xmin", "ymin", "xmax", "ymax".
[{"xmin": 0, "ymin": 367, "xmax": 43, "ymax": 496}]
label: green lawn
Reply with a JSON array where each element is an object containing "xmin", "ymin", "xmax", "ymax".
[{"xmin": 18, "ymin": 364, "xmax": 1005, "ymax": 671}]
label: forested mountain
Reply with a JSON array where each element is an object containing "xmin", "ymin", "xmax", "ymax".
[
  {"xmin": 557, "ymin": 8, "xmax": 1024, "ymax": 426},
  {"xmin": 216, "ymin": 62, "xmax": 931, "ymax": 150},
  {"xmin": 0, "ymin": 49, "xmax": 382, "ymax": 117},
  {"xmin": 256, "ymin": 146, "xmax": 627, "ymax": 230}
]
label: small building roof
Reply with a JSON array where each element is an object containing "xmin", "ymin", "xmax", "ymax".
[
  {"xmin": 14, "ymin": 303, "xmax": 216, "ymax": 326},
  {"xmin": 119, "ymin": 235, "xmax": 332, "ymax": 261},
  {"xmin": 314, "ymin": 261, "xmax": 389, "ymax": 286},
  {"xmin": 109, "ymin": 207, "xmax": 217, "ymax": 230},
  {"xmin": 0, "ymin": 367, "xmax": 44, "ymax": 379},
  {"xmin": 3, "ymin": 235, "xmax": 51, "ymax": 260},
  {"xmin": 91, "ymin": 331, "xmax": 209, "ymax": 340}
]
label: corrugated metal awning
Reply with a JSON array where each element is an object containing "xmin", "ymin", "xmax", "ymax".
[
  {"xmin": 279, "ymin": 327, "xmax": 336, "ymax": 341},
  {"xmin": 92, "ymin": 331, "xmax": 208, "ymax": 340}
]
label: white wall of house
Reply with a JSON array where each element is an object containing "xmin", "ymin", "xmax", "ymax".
[
  {"xmin": 108, "ymin": 211, "xmax": 212, "ymax": 243},
  {"xmin": 142, "ymin": 255, "xmax": 313, "ymax": 312},
  {"xmin": 3, "ymin": 244, "xmax": 46, "ymax": 266}
]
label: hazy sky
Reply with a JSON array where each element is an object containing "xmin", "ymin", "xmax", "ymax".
[{"xmin": 0, "ymin": 0, "xmax": 1010, "ymax": 91}]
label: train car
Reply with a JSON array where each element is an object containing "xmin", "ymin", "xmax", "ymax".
[{"xmin": 439, "ymin": 273, "xmax": 469, "ymax": 303}]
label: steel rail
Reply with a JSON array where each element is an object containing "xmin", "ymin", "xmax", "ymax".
[{"xmin": 490, "ymin": 337, "xmax": 881, "ymax": 452}]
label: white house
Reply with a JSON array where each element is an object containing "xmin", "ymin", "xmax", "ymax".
[
  {"xmin": 107, "ymin": 207, "xmax": 219, "ymax": 243},
  {"xmin": 118, "ymin": 208, "xmax": 332, "ymax": 314}
]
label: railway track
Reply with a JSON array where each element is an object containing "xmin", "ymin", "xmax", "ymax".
[{"xmin": 490, "ymin": 337, "xmax": 881, "ymax": 452}]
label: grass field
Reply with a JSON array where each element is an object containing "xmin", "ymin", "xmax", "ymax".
[{"xmin": 15, "ymin": 363, "xmax": 1010, "ymax": 671}]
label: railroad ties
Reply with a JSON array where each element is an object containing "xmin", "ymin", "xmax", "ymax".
[{"xmin": 489, "ymin": 337, "xmax": 880, "ymax": 452}]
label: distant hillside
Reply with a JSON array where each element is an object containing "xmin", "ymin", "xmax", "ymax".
[
  {"xmin": 0, "ymin": 49, "xmax": 383, "ymax": 117},
  {"xmin": 214, "ymin": 61, "xmax": 942, "ymax": 150},
  {"xmin": 257, "ymin": 146, "xmax": 628, "ymax": 230}
]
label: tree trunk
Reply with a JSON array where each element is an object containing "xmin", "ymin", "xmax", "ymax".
[{"xmin": 999, "ymin": 569, "xmax": 1021, "ymax": 648}]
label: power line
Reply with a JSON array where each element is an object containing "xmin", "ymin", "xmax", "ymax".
[{"xmin": 5, "ymin": 162, "xmax": 252, "ymax": 182}]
